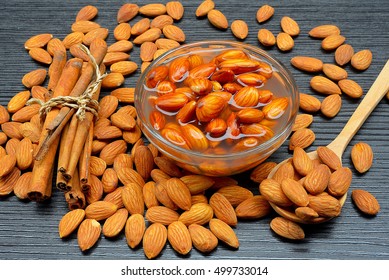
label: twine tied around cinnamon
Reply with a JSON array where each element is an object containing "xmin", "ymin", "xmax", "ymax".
[{"xmin": 27, "ymin": 44, "xmax": 106, "ymax": 121}]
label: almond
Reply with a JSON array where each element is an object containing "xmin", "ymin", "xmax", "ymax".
[
  {"xmin": 58, "ymin": 209, "xmax": 85, "ymax": 238},
  {"xmin": 351, "ymin": 142, "xmax": 373, "ymax": 173},
  {"xmin": 295, "ymin": 206, "xmax": 319, "ymax": 221},
  {"xmin": 188, "ymin": 224, "xmax": 218, "ymax": 253},
  {"xmin": 304, "ymin": 164, "xmax": 331, "ymax": 195},
  {"xmin": 289, "ymin": 128, "xmax": 315, "ymax": 150},
  {"xmin": 0, "ymin": 154, "xmax": 17, "ymax": 177},
  {"xmin": 317, "ymin": 146, "xmax": 342, "ymax": 170},
  {"xmin": 207, "ymin": 9, "xmax": 228, "ymax": 29},
  {"xmin": 270, "ymin": 217, "xmax": 305, "ymax": 240},
  {"xmin": 293, "ymin": 147, "xmax": 314, "ymax": 176},
  {"xmin": 22, "ymin": 69, "xmax": 47, "ymax": 88},
  {"xmin": 117, "ymin": 3, "xmax": 139, "ymax": 23},
  {"xmin": 257, "ymin": 28, "xmax": 276, "ymax": 46},
  {"xmin": 151, "ymin": 15, "xmax": 174, "ymax": 29},
  {"xmin": 146, "ymin": 206, "xmax": 179, "ymax": 225},
  {"xmin": 139, "ymin": 42, "xmax": 157, "ymax": 62},
  {"xmin": 125, "ymin": 213, "xmax": 146, "ymax": 248},
  {"xmin": 5, "ymin": 138, "xmax": 21, "ymax": 156},
  {"xmin": 162, "ymin": 24, "xmax": 185, "ymax": 42},
  {"xmin": 7, "ymin": 90, "xmax": 30, "ymax": 113},
  {"xmin": 259, "ymin": 178, "xmax": 293, "ymax": 207},
  {"xmin": 310, "ymin": 76, "xmax": 342, "ymax": 95},
  {"xmin": 71, "ymin": 20, "xmax": 100, "ymax": 33},
  {"xmin": 107, "ymin": 40, "xmax": 134, "ymax": 53},
  {"xmin": 196, "ymin": 0, "xmax": 215, "ymax": 17},
  {"xmin": 281, "ymin": 178, "xmax": 310, "ymax": 207},
  {"xmin": 235, "ymin": 195, "xmax": 271, "ymax": 219},
  {"xmin": 335, "ymin": 44, "xmax": 354, "ymax": 66},
  {"xmin": 280, "ymin": 16, "xmax": 300, "ymax": 36},
  {"xmin": 86, "ymin": 175, "xmax": 104, "ymax": 204},
  {"xmin": 143, "ymin": 223, "xmax": 167, "ymax": 259},
  {"xmin": 209, "ymin": 193, "xmax": 237, "ymax": 226},
  {"xmin": 180, "ymin": 175, "xmax": 215, "ymax": 194},
  {"xmin": 13, "ymin": 171, "xmax": 32, "ymax": 200},
  {"xmin": 209, "ymin": 218, "xmax": 239, "ymax": 248},
  {"xmin": 15, "ymin": 137, "xmax": 33, "ymax": 170},
  {"xmin": 85, "ymin": 201, "xmax": 118, "ymax": 221},
  {"xmin": 2, "ymin": 122, "xmax": 23, "ymax": 140},
  {"xmin": 89, "ymin": 156, "xmax": 107, "ymax": 177},
  {"xmin": 180, "ymin": 123, "xmax": 209, "ymax": 151},
  {"xmin": 110, "ymin": 61, "xmax": 138, "ymax": 76},
  {"xmin": 0, "ymin": 105, "xmax": 10, "ymax": 124},
  {"xmin": 19, "ymin": 122, "xmax": 40, "ymax": 144},
  {"xmin": 216, "ymin": 185, "xmax": 254, "ymax": 207},
  {"xmin": 28, "ymin": 47, "xmax": 52, "ymax": 64},
  {"xmin": 113, "ymin": 23, "xmax": 132, "ymax": 41},
  {"xmin": 134, "ymin": 145, "xmax": 154, "ymax": 181},
  {"xmin": 322, "ymin": 63, "xmax": 348, "ymax": 81},
  {"xmin": 299, "ymin": 93, "xmax": 321, "ymax": 113},
  {"xmin": 321, "ymin": 94, "xmax": 342, "ymax": 118},
  {"xmin": 272, "ymin": 161, "xmax": 295, "ymax": 184},
  {"xmin": 111, "ymin": 87, "xmax": 135, "ymax": 103},
  {"xmin": 102, "ymin": 208, "xmax": 128, "ymax": 238},
  {"xmin": 101, "ymin": 168, "xmax": 118, "ymax": 193},
  {"xmin": 166, "ymin": 1, "xmax": 184, "ymax": 21},
  {"xmin": 117, "ymin": 168, "xmax": 145, "ymax": 188},
  {"xmin": 165, "ymin": 178, "xmax": 192, "ymax": 211},
  {"xmin": 103, "ymin": 52, "xmax": 130, "ymax": 65},
  {"xmin": 262, "ymin": 97, "xmax": 288, "ymax": 120},
  {"xmin": 98, "ymin": 95, "xmax": 119, "ymax": 118},
  {"xmin": 351, "ymin": 189, "xmax": 380, "ymax": 215},
  {"xmin": 0, "ymin": 167, "xmax": 20, "ymax": 196},
  {"xmin": 24, "ymin": 33, "xmax": 53, "ymax": 50},
  {"xmin": 292, "ymin": 114, "xmax": 314, "ymax": 131},
  {"xmin": 309, "ymin": 24, "xmax": 340, "ymax": 38},
  {"xmin": 338, "ymin": 79, "xmax": 363, "ymax": 98},
  {"xmin": 308, "ymin": 193, "xmax": 342, "ymax": 218},
  {"xmin": 153, "ymin": 157, "xmax": 181, "ymax": 178},
  {"xmin": 231, "ymin": 20, "xmax": 249, "ymax": 40},
  {"xmin": 122, "ymin": 125, "xmax": 142, "ymax": 144},
  {"xmin": 276, "ymin": 32, "xmax": 294, "ymax": 51},
  {"xmin": 167, "ymin": 221, "xmax": 192, "ymax": 255},
  {"xmin": 328, "ymin": 167, "xmax": 352, "ymax": 197},
  {"xmin": 130, "ymin": 18, "xmax": 150, "ymax": 36},
  {"xmin": 321, "ymin": 34, "xmax": 346, "ymax": 51},
  {"xmin": 133, "ymin": 27, "xmax": 162, "ymax": 45},
  {"xmin": 99, "ymin": 139, "xmax": 127, "ymax": 165},
  {"xmin": 139, "ymin": 3, "xmax": 167, "ymax": 17},
  {"xmin": 77, "ymin": 219, "xmax": 101, "ymax": 251},
  {"xmin": 179, "ymin": 203, "xmax": 213, "ymax": 226},
  {"xmin": 290, "ymin": 56, "xmax": 323, "ymax": 72},
  {"xmin": 155, "ymin": 38, "xmax": 180, "ymax": 50},
  {"xmin": 121, "ymin": 183, "xmax": 144, "ymax": 215},
  {"xmin": 76, "ymin": 5, "xmax": 98, "ymax": 21},
  {"xmin": 47, "ymin": 38, "xmax": 66, "ymax": 56},
  {"xmin": 256, "ymin": 4, "xmax": 274, "ymax": 23},
  {"xmin": 250, "ymin": 161, "xmax": 278, "ymax": 183},
  {"xmin": 142, "ymin": 181, "xmax": 159, "ymax": 209},
  {"xmin": 351, "ymin": 49, "xmax": 373, "ymax": 71},
  {"xmin": 83, "ymin": 28, "xmax": 109, "ymax": 46}
]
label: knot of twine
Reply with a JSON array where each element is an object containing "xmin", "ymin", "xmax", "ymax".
[{"xmin": 27, "ymin": 44, "xmax": 106, "ymax": 121}]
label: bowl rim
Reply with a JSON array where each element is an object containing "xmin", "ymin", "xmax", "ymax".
[{"xmin": 135, "ymin": 40, "xmax": 299, "ymax": 159}]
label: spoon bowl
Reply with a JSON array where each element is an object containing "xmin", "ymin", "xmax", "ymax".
[{"xmin": 267, "ymin": 60, "xmax": 389, "ymax": 224}]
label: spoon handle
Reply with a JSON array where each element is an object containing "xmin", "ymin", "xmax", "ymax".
[{"xmin": 327, "ymin": 59, "xmax": 389, "ymax": 157}]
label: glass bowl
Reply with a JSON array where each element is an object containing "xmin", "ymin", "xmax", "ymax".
[{"xmin": 135, "ymin": 40, "xmax": 299, "ymax": 177}]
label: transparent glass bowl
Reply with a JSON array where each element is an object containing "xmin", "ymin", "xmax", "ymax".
[{"xmin": 135, "ymin": 41, "xmax": 299, "ymax": 176}]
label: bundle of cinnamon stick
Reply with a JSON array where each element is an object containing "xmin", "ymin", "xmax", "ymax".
[{"xmin": 27, "ymin": 39, "xmax": 108, "ymax": 210}]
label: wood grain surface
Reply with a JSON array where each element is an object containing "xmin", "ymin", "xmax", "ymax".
[{"xmin": 0, "ymin": 0, "xmax": 388, "ymax": 260}]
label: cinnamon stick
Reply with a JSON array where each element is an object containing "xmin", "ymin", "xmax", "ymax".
[
  {"xmin": 79, "ymin": 121, "xmax": 94, "ymax": 192},
  {"xmin": 27, "ymin": 58, "xmax": 83, "ymax": 202},
  {"xmin": 64, "ymin": 167, "xmax": 85, "ymax": 210},
  {"xmin": 56, "ymin": 122, "xmax": 70, "ymax": 191},
  {"xmin": 38, "ymin": 39, "xmax": 108, "ymax": 156},
  {"xmin": 47, "ymin": 50, "xmax": 67, "ymax": 92}
]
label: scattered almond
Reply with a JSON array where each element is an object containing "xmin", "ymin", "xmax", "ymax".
[
  {"xmin": 289, "ymin": 128, "xmax": 316, "ymax": 150},
  {"xmin": 351, "ymin": 49, "xmax": 373, "ymax": 71},
  {"xmin": 280, "ymin": 16, "xmax": 300, "ymax": 36},
  {"xmin": 258, "ymin": 29, "xmax": 276, "ymax": 47},
  {"xmin": 231, "ymin": 20, "xmax": 248, "ymax": 40},
  {"xmin": 276, "ymin": 32, "xmax": 294, "ymax": 51},
  {"xmin": 310, "ymin": 76, "xmax": 342, "ymax": 95},
  {"xmin": 338, "ymin": 79, "xmax": 363, "ymax": 98},
  {"xmin": 77, "ymin": 219, "xmax": 101, "ymax": 251},
  {"xmin": 143, "ymin": 223, "xmax": 167, "ymax": 259},
  {"xmin": 321, "ymin": 34, "xmax": 346, "ymax": 51},
  {"xmin": 351, "ymin": 142, "xmax": 373, "ymax": 173},
  {"xmin": 166, "ymin": 1, "xmax": 184, "ymax": 21},
  {"xmin": 322, "ymin": 63, "xmax": 348, "ymax": 81},
  {"xmin": 299, "ymin": 93, "xmax": 321, "ymax": 113},
  {"xmin": 335, "ymin": 44, "xmax": 354, "ymax": 66},
  {"xmin": 291, "ymin": 56, "xmax": 323, "ymax": 72},
  {"xmin": 309, "ymin": 24, "xmax": 340, "ymax": 38},
  {"xmin": 196, "ymin": 0, "xmax": 215, "ymax": 17},
  {"xmin": 352, "ymin": 189, "xmax": 380, "ymax": 215},
  {"xmin": 207, "ymin": 9, "xmax": 229, "ymax": 29},
  {"xmin": 270, "ymin": 217, "xmax": 305, "ymax": 240},
  {"xmin": 209, "ymin": 218, "xmax": 239, "ymax": 248},
  {"xmin": 256, "ymin": 4, "xmax": 274, "ymax": 23},
  {"xmin": 321, "ymin": 94, "xmax": 342, "ymax": 118},
  {"xmin": 167, "ymin": 221, "xmax": 192, "ymax": 255}
]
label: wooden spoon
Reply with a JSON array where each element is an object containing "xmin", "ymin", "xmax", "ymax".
[{"xmin": 268, "ymin": 60, "xmax": 389, "ymax": 224}]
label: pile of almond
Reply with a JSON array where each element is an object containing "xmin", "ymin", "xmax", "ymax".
[{"xmin": 0, "ymin": 1, "xmax": 383, "ymax": 258}]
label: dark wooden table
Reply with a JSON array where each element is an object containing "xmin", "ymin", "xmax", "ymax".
[{"xmin": 0, "ymin": 0, "xmax": 388, "ymax": 260}]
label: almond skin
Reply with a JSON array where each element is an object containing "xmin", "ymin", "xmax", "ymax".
[
  {"xmin": 351, "ymin": 142, "xmax": 373, "ymax": 173},
  {"xmin": 293, "ymin": 147, "xmax": 314, "ymax": 176},
  {"xmin": 352, "ymin": 189, "xmax": 380, "ymax": 215},
  {"xmin": 85, "ymin": 201, "xmax": 118, "ymax": 221},
  {"xmin": 179, "ymin": 203, "xmax": 214, "ymax": 226},
  {"xmin": 76, "ymin": 5, "xmax": 98, "ymax": 21},
  {"xmin": 146, "ymin": 206, "xmax": 179, "ymax": 225},
  {"xmin": 22, "ymin": 69, "xmax": 47, "ymax": 88},
  {"xmin": 139, "ymin": 3, "xmax": 167, "ymax": 17},
  {"xmin": 256, "ymin": 4, "xmax": 274, "ymax": 23},
  {"xmin": 207, "ymin": 9, "xmax": 229, "ymax": 29},
  {"xmin": 24, "ymin": 33, "xmax": 53, "ymax": 50},
  {"xmin": 133, "ymin": 28, "xmax": 162, "ymax": 45},
  {"xmin": 270, "ymin": 217, "xmax": 305, "ymax": 240}
]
